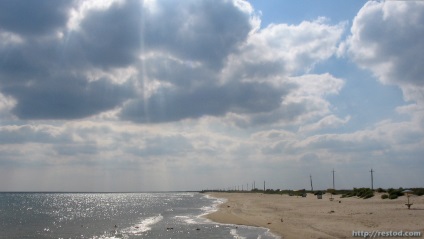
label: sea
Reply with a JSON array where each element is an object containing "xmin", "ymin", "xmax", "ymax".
[{"xmin": 0, "ymin": 192, "xmax": 279, "ymax": 239}]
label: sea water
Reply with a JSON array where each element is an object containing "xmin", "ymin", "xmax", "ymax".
[{"xmin": 0, "ymin": 192, "xmax": 279, "ymax": 239}]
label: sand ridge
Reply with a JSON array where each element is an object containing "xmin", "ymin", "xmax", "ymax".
[{"xmin": 205, "ymin": 192, "xmax": 424, "ymax": 239}]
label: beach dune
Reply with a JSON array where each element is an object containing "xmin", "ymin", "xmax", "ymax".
[{"xmin": 205, "ymin": 192, "xmax": 424, "ymax": 239}]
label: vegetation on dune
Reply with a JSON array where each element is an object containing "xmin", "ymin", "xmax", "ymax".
[
  {"xmin": 200, "ymin": 187, "xmax": 424, "ymax": 199},
  {"xmin": 341, "ymin": 188, "xmax": 374, "ymax": 199},
  {"xmin": 386, "ymin": 188, "xmax": 404, "ymax": 199},
  {"xmin": 411, "ymin": 188, "xmax": 424, "ymax": 196}
]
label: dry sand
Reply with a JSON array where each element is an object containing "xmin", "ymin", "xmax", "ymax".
[{"xmin": 205, "ymin": 192, "xmax": 424, "ymax": 239}]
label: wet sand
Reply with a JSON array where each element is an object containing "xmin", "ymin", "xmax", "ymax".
[{"xmin": 205, "ymin": 192, "xmax": 424, "ymax": 238}]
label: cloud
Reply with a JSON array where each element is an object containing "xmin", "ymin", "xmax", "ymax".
[
  {"xmin": 125, "ymin": 134, "xmax": 193, "ymax": 157},
  {"xmin": 120, "ymin": 81, "xmax": 287, "ymax": 123},
  {"xmin": 299, "ymin": 115, "xmax": 351, "ymax": 133},
  {"xmin": 347, "ymin": 1, "xmax": 424, "ymax": 102},
  {"xmin": 53, "ymin": 143, "xmax": 98, "ymax": 156},
  {"xmin": 0, "ymin": 0, "xmax": 347, "ymax": 124},
  {"xmin": 2, "ymin": 73, "xmax": 135, "ymax": 119},
  {"xmin": 0, "ymin": 3, "xmax": 138, "ymax": 120},
  {"xmin": 142, "ymin": 0, "xmax": 256, "ymax": 69},
  {"xmin": 287, "ymin": 118, "xmax": 424, "ymax": 160},
  {"xmin": 245, "ymin": 74, "xmax": 344, "ymax": 127},
  {"xmin": 0, "ymin": 124, "xmax": 69, "ymax": 144},
  {"xmin": 223, "ymin": 17, "xmax": 346, "ymax": 80},
  {"xmin": 4, "ymin": 0, "xmax": 421, "ymax": 191},
  {"xmin": 0, "ymin": 92, "xmax": 15, "ymax": 117},
  {"xmin": 0, "ymin": 0, "xmax": 74, "ymax": 36},
  {"xmin": 119, "ymin": 14, "xmax": 345, "ymax": 125},
  {"xmin": 68, "ymin": 0, "xmax": 143, "ymax": 68}
]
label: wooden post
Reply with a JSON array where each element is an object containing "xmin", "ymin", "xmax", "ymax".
[{"xmin": 310, "ymin": 174, "xmax": 313, "ymax": 191}]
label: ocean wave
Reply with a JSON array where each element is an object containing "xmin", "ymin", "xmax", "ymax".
[
  {"xmin": 123, "ymin": 214, "xmax": 164, "ymax": 235},
  {"xmin": 230, "ymin": 228, "xmax": 247, "ymax": 239},
  {"xmin": 174, "ymin": 215, "xmax": 197, "ymax": 224},
  {"xmin": 199, "ymin": 194, "xmax": 227, "ymax": 217}
]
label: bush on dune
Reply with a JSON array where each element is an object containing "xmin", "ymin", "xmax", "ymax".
[{"xmin": 340, "ymin": 188, "xmax": 374, "ymax": 199}]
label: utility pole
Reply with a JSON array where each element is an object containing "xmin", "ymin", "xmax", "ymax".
[
  {"xmin": 264, "ymin": 181, "xmax": 266, "ymax": 191},
  {"xmin": 332, "ymin": 169, "xmax": 335, "ymax": 189},
  {"xmin": 370, "ymin": 169, "xmax": 374, "ymax": 191},
  {"xmin": 254, "ymin": 181, "xmax": 255, "ymax": 190},
  {"xmin": 310, "ymin": 174, "xmax": 314, "ymax": 191}
]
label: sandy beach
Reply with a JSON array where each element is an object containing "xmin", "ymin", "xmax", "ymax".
[{"xmin": 205, "ymin": 192, "xmax": 424, "ymax": 239}]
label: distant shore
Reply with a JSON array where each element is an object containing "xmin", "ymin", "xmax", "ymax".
[{"xmin": 205, "ymin": 192, "xmax": 424, "ymax": 239}]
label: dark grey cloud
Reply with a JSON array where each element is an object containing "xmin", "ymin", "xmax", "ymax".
[
  {"xmin": 70, "ymin": 0, "xmax": 143, "ymax": 68},
  {"xmin": 3, "ymin": 75, "xmax": 134, "ymax": 120},
  {"xmin": 0, "ymin": 0, "xmax": 74, "ymax": 36},
  {"xmin": 0, "ymin": 40, "xmax": 136, "ymax": 119},
  {"xmin": 143, "ymin": 55, "xmax": 216, "ymax": 87},
  {"xmin": 0, "ymin": 0, "xmax": 139, "ymax": 119},
  {"xmin": 0, "ymin": 41, "xmax": 54, "ymax": 81},
  {"xmin": 121, "ymin": 81, "xmax": 286, "ymax": 123},
  {"xmin": 0, "ymin": 0, "xmax": 256, "ymax": 121},
  {"xmin": 143, "ymin": 0, "xmax": 253, "ymax": 69},
  {"xmin": 249, "ymin": 102, "xmax": 307, "ymax": 126}
]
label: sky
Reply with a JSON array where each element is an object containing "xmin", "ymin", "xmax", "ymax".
[{"xmin": 0, "ymin": 0, "xmax": 423, "ymax": 192}]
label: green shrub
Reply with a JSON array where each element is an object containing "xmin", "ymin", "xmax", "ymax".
[
  {"xmin": 387, "ymin": 188, "xmax": 405, "ymax": 198},
  {"xmin": 353, "ymin": 188, "xmax": 374, "ymax": 198},
  {"xmin": 381, "ymin": 194, "xmax": 389, "ymax": 199},
  {"xmin": 411, "ymin": 188, "xmax": 424, "ymax": 196},
  {"xmin": 341, "ymin": 191, "xmax": 355, "ymax": 198},
  {"xmin": 377, "ymin": 188, "xmax": 386, "ymax": 193},
  {"xmin": 389, "ymin": 194, "xmax": 398, "ymax": 199},
  {"xmin": 363, "ymin": 192, "xmax": 374, "ymax": 199}
]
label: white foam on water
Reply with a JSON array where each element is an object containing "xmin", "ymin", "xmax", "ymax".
[
  {"xmin": 264, "ymin": 228, "xmax": 282, "ymax": 239},
  {"xmin": 122, "ymin": 214, "xmax": 163, "ymax": 235},
  {"xmin": 175, "ymin": 215, "xmax": 197, "ymax": 224},
  {"xmin": 230, "ymin": 228, "xmax": 247, "ymax": 239},
  {"xmin": 201, "ymin": 194, "xmax": 281, "ymax": 239},
  {"xmin": 92, "ymin": 230, "xmax": 129, "ymax": 239},
  {"xmin": 199, "ymin": 194, "xmax": 227, "ymax": 217}
]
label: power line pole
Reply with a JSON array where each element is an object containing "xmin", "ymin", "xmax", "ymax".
[
  {"xmin": 332, "ymin": 169, "xmax": 335, "ymax": 189},
  {"xmin": 310, "ymin": 174, "xmax": 314, "ymax": 191},
  {"xmin": 264, "ymin": 181, "xmax": 266, "ymax": 191},
  {"xmin": 370, "ymin": 169, "xmax": 374, "ymax": 190}
]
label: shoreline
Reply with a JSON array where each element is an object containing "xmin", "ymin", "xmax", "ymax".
[{"xmin": 204, "ymin": 192, "xmax": 424, "ymax": 239}]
